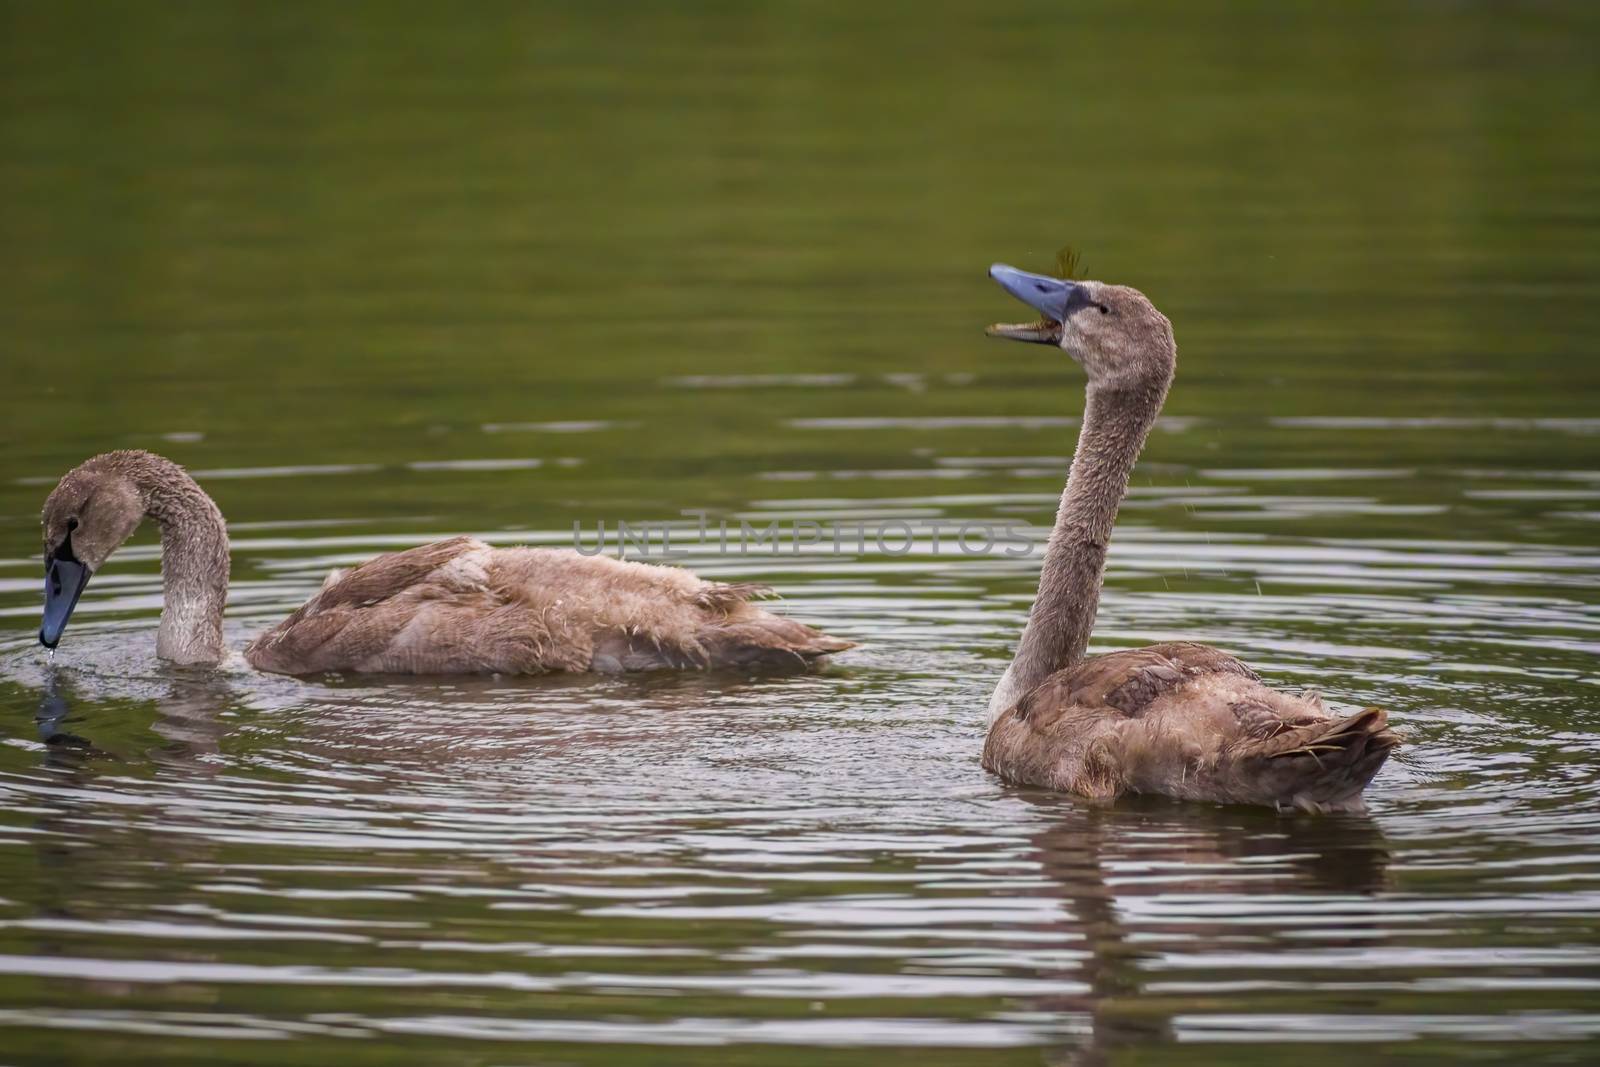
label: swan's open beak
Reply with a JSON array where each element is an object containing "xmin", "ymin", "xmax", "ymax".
[
  {"xmin": 986, "ymin": 264, "xmax": 1074, "ymax": 344},
  {"xmin": 40, "ymin": 549, "xmax": 91, "ymax": 649}
]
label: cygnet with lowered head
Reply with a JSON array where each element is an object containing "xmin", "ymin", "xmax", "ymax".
[{"xmin": 40, "ymin": 450, "xmax": 852, "ymax": 676}]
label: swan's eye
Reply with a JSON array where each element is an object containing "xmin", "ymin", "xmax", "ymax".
[
  {"xmin": 66, "ymin": 517, "xmax": 79, "ymax": 532},
  {"xmin": 1096, "ymin": 304, "xmax": 1110, "ymax": 315}
]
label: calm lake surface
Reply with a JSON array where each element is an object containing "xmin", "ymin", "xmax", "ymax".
[{"xmin": 3, "ymin": 2, "xmax": 1599, "ymax": 1064}]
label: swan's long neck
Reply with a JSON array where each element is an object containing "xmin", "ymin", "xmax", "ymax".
[
  {"xmin": 988, "ymin": 374, "xmax": 1169, "ymax": 721},
  {"xmin": 134, "ymin": 461, "xmax": 230, "ymax": 666}
]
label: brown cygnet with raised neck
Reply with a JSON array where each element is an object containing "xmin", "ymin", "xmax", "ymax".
[
  {"xmin": 980, "ymin": 264, "xmax": 1397, "ymax": 813},
  {"xmin": 38, "ymin": 450, "xmax": 852, "ymax": 676}
]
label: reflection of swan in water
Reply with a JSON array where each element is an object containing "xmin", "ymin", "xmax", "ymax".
[
  {"xmin": 1012, "ymin": 794, "xmax": 1392, "ymax": 1064},
  {"xmin": 38, "ymin": 449, "xmax": 850, "ymax": 676},
  {"xmin": 23, "ymin": 667, "xmax": 240, "ymax": 929},
  {"xmin": 24, "ymin": 655, "xmax": 844, "ymax": 790},
  {"xmin": 234, "ymin": 667, "xmax": 847, "ymax": 778},
  {"xmin": 979, "ymin": 265, "xmax": 1397, "ymax": 812},
  {"xmin": 35, "ymin": 671, "xmax": 84, "ymax": 748},
  {"xmin": 34, "ymin": 666, "xmax": 232, "ymax": 775}
]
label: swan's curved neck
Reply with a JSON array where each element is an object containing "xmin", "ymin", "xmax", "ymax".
[
  {"xmin": 988, "ymin": 374, "xmax": 1169, "ymax": 721},
  {"xmin": 133, "ymin": 462, "xmax": 230, "ymax": 666}
]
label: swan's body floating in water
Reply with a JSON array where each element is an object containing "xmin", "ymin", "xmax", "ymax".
[
  {"xmin": 980, "ymin": 264, "xmax": 1397, "ymax": 812},
  {"xmin": 38, "ymin": 450, "xmax": 852, "ymax": 676}
]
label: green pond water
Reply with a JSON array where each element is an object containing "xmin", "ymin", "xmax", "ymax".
[{"xmin": 2, "ymin": 2, "xmax": 1599, "ymax": 1063}]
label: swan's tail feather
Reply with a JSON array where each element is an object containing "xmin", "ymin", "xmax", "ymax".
[
  {"xmin": 701, "ymin": 617, "xmax": 854, "ymax": 670},
  {"xmin": 1252, "ymin": 707, "xmax": 1399, "ymax": 812},
  {"xmin": 693, "ymin": 582, "xmax": 775, "ymax": 612},
  {"xmin": 686, "ymin": 579, "xmax": 852, "ymax": 670}
]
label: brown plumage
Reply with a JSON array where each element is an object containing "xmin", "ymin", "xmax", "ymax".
[
  {"xmin": 981, "ymin": 264, "xmax": 1398, "ymax": 812},
  {"xmin": 982, "ymin": 642, "xmax": 1398, "ymax": 813},
  {"xmin": 244, "ymin": 536, "xmax": 851, "ymax": 675},
  {"xmin": 38, "ymin": 451, "xmax": 852, "ymax": 677}
]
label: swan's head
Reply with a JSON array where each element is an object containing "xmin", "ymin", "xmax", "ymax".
[
  {"xmin": 39, "ymin": 459, "xmax": 145, "ymax": 648},
  {"xmin": 985, "ymin": 264, "xmax": 1175, "ymax": 386}
]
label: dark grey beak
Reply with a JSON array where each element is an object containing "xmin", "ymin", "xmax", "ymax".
[
  {"xmin": 989, "ymin": 264, "xmax": 1078, "ymax": 320},
  {"xmin": 40, "ymin": 551, "xmax": 91, "ymax": 649},
  {"xmin": 986, "ymin": 264, "xmax": 1080, "ymax": 344}
]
